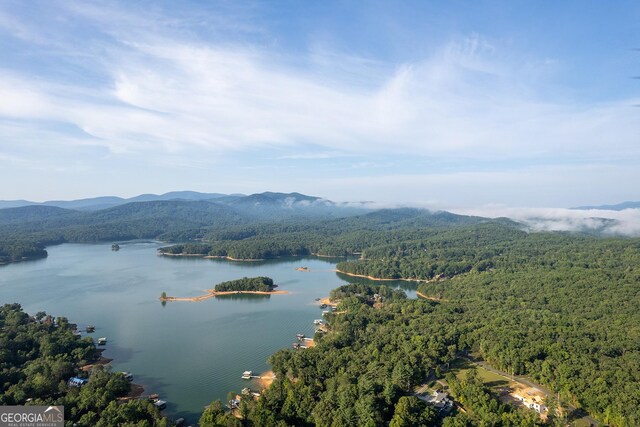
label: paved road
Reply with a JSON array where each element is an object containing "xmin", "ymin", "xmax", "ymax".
[{"xmin": 467, "ymin": 357, "xmax": 600, "ymax": 427}]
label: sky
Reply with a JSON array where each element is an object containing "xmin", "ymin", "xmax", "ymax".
[{"xmin": 0, "ymin": 0, "xmax": 639, "ymax": 208}]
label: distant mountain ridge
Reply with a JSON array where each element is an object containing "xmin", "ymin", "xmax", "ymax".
[
  {"xmin": 572, "ymin": 201, "xmax": 640, "ymax": 211},
  {"xmin": 0, "ymin": 192, "xmax": 374, "ymax": 244},
  {"xmin": 0, "ymin": 191, "xmax": 239, "ymax": 211}
]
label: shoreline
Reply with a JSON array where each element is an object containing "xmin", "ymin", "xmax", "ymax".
[
  {"xmin": 255, "ymin": 370, "xmax": 276, "ymax": 390},
  {"xmin": 81, "ymin": 349, "xmax": 147, "ymax": 401},
  {"xmin": 204, "ymin": 255, "xmax": 265, "ymax": 262},
  {"xmin": 311, "ymin": 253, "xmax": 347, "ymax": 258},
  {"xmin": 158, "ymin": 253, "xmax": 265, "ymax": 262},
  {"xmin": 160, "ymin": 251, "xmax": 349, "ymax": 262},
  {"xmin": 334, "ymin": 269, "xmax": 428, "ymax": 282},
  {"xmin": 318, "ymin": 297, "xmax": 338, "ymax": 307},
  {"xmin": 160, "ymin": 289, "xmax": 289, "ymax": 302}
]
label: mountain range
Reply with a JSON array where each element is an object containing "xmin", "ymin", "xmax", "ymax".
[
  {"xmin": 0, "ymin": 191, "xmax": 241, "ymax": 211},
  {"xmin": 571, "ymin": 201, "xmax": 640, "ymax": 211}
]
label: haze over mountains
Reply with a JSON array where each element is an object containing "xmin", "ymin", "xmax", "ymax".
[
  {"xmin": 572, "ymin": 201, "xmax": 640, "ymax": 211},
  {"xmin": 1, "ymin": 191, "xmax": 639, "ymax": 241},
  {"xmin": 0, "ymin": 191, "xmax": 241, "ymax": 211}
]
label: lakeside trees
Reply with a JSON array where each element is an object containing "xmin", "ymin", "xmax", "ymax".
[
  {"xmin": 0, "ymin": 304, "xmax": 169, "ymax": 426},
  {"xmin": 203, "ymin": 229, "xmax": 640, "ymax": 426},
  {"xmin": 214, "ymin": 277, "xmax": 275, "ymax": 292},
  {"xmin": 0, "ymin": 241, "xmax": 47, "ymax": 264},
  {"xmin": 3, "ymin": 202, "xmax": 639, "ymax": 425}
]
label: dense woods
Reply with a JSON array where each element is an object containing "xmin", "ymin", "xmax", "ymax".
[
  {"xmin": 2, "ymin": 198, "xmax": 639, "ymax": 426},
  {"xmin": 200, "ymin": 227, "xmax": 640, "ymax": 426},
  {"xmin": 0, "ymin": 304, "xmax": 169, "ymax": 426},
  {"xmin": 416, "ymin": 236, "xmax": 640, "ymax": 426},
  {"xmin": 0, "ymin": 241, "xmax": 47, "ymax": 264},
  {"xmin": 206, "ymin": 284, "xmax": 546, "ymax": 426},
  {"xmin": 214, "ymin": 276, "xmax": 275, "ymax": 292}
]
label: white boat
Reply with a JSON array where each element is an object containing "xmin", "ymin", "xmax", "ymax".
[
  {"xmin": 97, "ymin": 337, "xmax": 107, "ymax": 345},
  {"xmin": 241, "ymin": 370, "xmax": 252, "ymax": 379}
]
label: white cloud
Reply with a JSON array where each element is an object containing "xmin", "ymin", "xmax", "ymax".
[
  {"xmin": 453, "ymin": 206, "xmax": 640, "ymax": 237},
  {"xmin": 0, "ymin": 3, "xmax": 638, "ymax": 204},
  {"xmin": 0, "ymin": 6, "xmax": 638, "ymax": 164}
]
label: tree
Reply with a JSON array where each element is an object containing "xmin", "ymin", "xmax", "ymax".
[{"xmin": 390, "ymin": 396, "xmax": 435, "ymax": 427}]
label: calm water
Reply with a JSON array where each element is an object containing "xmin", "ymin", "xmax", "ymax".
[{"xmin": 0, "ymin": 242, "xmax": 416, "ymax": 422}]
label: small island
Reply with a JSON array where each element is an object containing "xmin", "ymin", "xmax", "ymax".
[
  {"xmin": 214, "ymin": 276, "xmax": 275, "ymax": 292},
  {"xmin": 159, "ymin": 276, "xmax": 288, "ymax": 302}
]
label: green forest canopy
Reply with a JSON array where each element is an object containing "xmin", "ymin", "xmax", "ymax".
[
  {"xmin": 0, "ymin": 303, "xmax": 170, "ymax": 427},
  {"xmin": 214, "ymin": 276, "xmax": 275, "ymax": 292}
]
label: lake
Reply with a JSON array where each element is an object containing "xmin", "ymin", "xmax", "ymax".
[{"xmin": 0, "ymin": 241, "xmax": 416, "ymax": 423}]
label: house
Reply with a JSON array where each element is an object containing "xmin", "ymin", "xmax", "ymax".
[
  {"xmin": 68, "ymin": 377, "xmax": 89, "ymax": 387},
  {"xmin": 513, "ymin": 394, "xmax": 547, "ymax": 414},
  {"xmin": 425, "ymin": 391, "xmax": 450, "ymax": 409}
]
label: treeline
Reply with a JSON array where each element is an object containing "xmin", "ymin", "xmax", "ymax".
[
  {"xmin": 416, "ymin": 236, "xmax": 640, "ymax": 426},
  {"xmin": 202, "ymin": 284, "xmax": 543, "ymax": 426},
  {"xmin": 214, "ymin": 276, "xmax": 275, "ymax": 292},
  {"xmin": 0, "ymin": 201, "xmax": 246, "ymax": 264},
  {"xmin": 203, "ymin": 230, "xmax": 640, "ymax": 426},
  {"xmin": 1, "ymin": 204, "xmax": 497, "ymax": 265},
  {"xmin": 159, "ymin": 212, "xmax": 505, "ymax": 262},
  {"xmin": 444, "ymin": 370, "xmax": 544, "ymax": 426},
  {"xmin": 0, "ymin": 241, "xmax": 47, "ymax": 264},
  {"xmin": 0, "ymin": 304, "xmax": 169, "ymax": 426}
]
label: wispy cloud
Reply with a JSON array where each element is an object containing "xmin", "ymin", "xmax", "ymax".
[
  {"xmin": 0, "ymin": 2, "xmax": 638, "ymax": 204},
  {"xmin": 0, "ymin": 4, "xmax": 637, "ymax": 164},
  {"xmin": 277, "ymin": 151, "xmax": 349, "ymax": 160}
]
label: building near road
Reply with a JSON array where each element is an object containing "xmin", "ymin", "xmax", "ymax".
[{"xmin": 513, "ymin": 393, "xmax": 547, "ymax": 414}]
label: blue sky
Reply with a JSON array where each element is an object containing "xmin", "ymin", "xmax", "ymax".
[{"xmin": 0, "ymin": 0, "xmax": 638, "ymax": 207}]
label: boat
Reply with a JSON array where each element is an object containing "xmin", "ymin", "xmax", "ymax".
[
  {"xmin": 97, "ymin": 337, "xmax": 107, "ymax": 345},
  {"xmin": 314, "ymin": 298, "xmax": 321, "ymax": 301},
  {"xmin": 153, "ymin": 399, "xmax": 167, "ymax": 410},
  {"xmin": 292, "ymin": 343, "xmax": 300, "ymax": 349},
  {"xmin": 313, "ymin": 319, "xmax": 325, "ymax": 325},
  {"xmin": 121, "ymin": 372, "xmax": 133, "ymax": 381},
  {"xmin": 319, "ymin": 303, "xmax": 327, "ymax": 309},
  {"xmin": 241, "ymin": 387, "xmax": 251, "ymax": 395},
  {"xmin": 241, "ymin": 370, "xmax": 252, "ymax": 379},
  {"xmin": 322, "ymin": 310, "xmax": 330, "ymax": 316},
  {"xmin": 296, "ymin": 333, "xmax": 305, "ymax": 340},
  {"xmin": 85, "ymin": 325, "xmax": 95, "ymax": 333}
]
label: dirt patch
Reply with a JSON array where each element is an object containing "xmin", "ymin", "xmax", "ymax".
[{"xmin": 255, "ymin": 371, "xmax": 276, "ymax": 390}]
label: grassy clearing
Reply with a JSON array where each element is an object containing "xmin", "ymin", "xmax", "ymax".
[{"xmin": 449, "ymin": 359, "xmax": 511, "ymax": 389}]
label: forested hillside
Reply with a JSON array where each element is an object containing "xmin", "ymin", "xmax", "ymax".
[
  {"xmin": 416, "ymin": 236, "xmax": 640, "ymax": 426},
  {"xmin": 210, "ymin": 232, "xmax": 639, "ymax": 426},
  {"xmin": 0, "ymin": 192, "xmax": 371, "ymax": 264},
  {"xmin": 0, "ymin": 304, "xmax": 169, "ymax": 426},
  {"xmin": 159, "ymin": 208, "xmax": 495, "ymax": 260}
]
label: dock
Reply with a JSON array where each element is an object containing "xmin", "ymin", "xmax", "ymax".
[{"xmin": 241, "ymin": 371, "xmax": 277, "ymax": 380}]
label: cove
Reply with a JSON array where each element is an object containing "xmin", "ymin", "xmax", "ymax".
[{"xmin": 0, "ymin": 241, "xmax": 416, "ymax": 423}]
